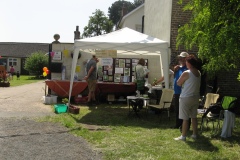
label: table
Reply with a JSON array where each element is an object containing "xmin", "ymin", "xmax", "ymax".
[
  {"xmin": 45, "ymin": 80, "xmax": 88, "ymax": 97},
  {"xmin": 127, "ymin": 96, "xmax": 149, "ymax": 117},
  {"xmin": 149, "ymin": 86, "xmax": 163, "ymax": 104},
  {"xmin": 151, "ymin": 86, "xmax": 163, "ymax": 90},
  {"xmin": 45, "ymin": 80, "xmax": 136, "ymax": 98},
  {"xmin": 96, "ymin": 82, "xmax": 136, "ymax": 94}
]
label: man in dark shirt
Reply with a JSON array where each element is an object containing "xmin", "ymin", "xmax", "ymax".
[{"xmin": 84, "ymin": 55, "xmax": 99, "ymax": 106}]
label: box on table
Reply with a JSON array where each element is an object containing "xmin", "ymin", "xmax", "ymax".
[
  {"xmin": 42, "ymin": 95, "xmax": 58, "ymax": 104},
  {"xmin": 107, "ymin": 94, "xmax": 115, "ymax": 102},
  {"xmin": 54, "ymin": 104, "xmax": 68, "ymax": 114}
]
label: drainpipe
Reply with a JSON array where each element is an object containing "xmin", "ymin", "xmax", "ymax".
[
  {"xmin": 142, "ymin": 15, "xmax": 144, "ymax": 33},
  {"xmin": 48, "ymin": 43, "xmax": 52, "ymax": 94}
]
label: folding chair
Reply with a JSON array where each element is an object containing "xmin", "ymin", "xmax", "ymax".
[
  {"xmin": 200, "ymin": 96, "xmax": 237, "ymax": 133},
  {"xmin": 198, "ymin": 93, "xmax": 219, "ymax": 114},
  {"xmin": 147, "ymin": 88, "xmax": 174, "ymax": 120},
  {"xmin": 199, "ymin": 93, "xmax": 220, "ymax": 131}
]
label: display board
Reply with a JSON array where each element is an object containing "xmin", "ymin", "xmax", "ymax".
[{"xmin": 97, "ymin": 58, "xmax": 148, "ymax": 83}]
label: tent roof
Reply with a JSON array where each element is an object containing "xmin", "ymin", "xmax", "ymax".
[
  {"xmin": 69, "ymin": 28, "xmax": 170, "ymax": 101},
  {"xmin": 75, "ymin": 27, "xmax": 168, "ymax": 52}
]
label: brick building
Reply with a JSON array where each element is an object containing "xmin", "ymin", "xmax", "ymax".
[
  {"xmin": 144, "ymin": 0, "xmax": 240, "ymax": 97},
  {"xmin": 0, "ymin": 42, "xmax": 49, "ymax": 75}
]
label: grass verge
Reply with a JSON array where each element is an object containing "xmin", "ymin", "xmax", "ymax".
[
  {"xmin": 8, "ymin": 75, "xmax": 44, "ymax": 87},
  {"xmin": 41, "ymin": 103, "xmax": 240, "ymax": 160}
]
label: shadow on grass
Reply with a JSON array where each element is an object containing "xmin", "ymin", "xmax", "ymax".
[
  {"xmin": 186, "ymin": 135, "xmax": 219, "ymax": 152},
  {"xmin": 70, "ymin": 103, "xmax": 177, "ymax": 129}
]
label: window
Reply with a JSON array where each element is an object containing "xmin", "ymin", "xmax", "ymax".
[{"xmin": 9, "ymin": 58, "xmax": 17, "ymax": 66}]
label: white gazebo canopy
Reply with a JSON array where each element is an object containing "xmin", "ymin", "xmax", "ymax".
[{"xmin": 69, "ymin": 27, "xmax": 170, "ymax": 99}]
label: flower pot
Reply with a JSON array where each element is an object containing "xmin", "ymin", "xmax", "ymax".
[
  {"xmin": 0, "ymin": 82, "xmax": 10, "ymax": 87},
  {"xmin": 68, "ymin": 105, "xmax": 80, "ymax": 114}
]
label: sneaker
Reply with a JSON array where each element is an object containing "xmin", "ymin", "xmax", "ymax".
[
  {"xmin": 174, "ymin": 136, "xmax": 186, "ymax": 141},
  {"xmin": 191, "ymin": 135, "xmax": 197, "ymax": 139}
]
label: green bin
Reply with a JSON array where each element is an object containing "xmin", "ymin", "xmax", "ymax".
[{"xmin": 54, "ymin": 104, "xmax": 68, "ymax": 113}]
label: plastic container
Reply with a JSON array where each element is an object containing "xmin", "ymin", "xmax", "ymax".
[
  {"xmin": 54, "ymin": 104, "xmax": 68, "ymax": 113},
  {"xmin": 43, "ymin": 95, "xmax": 58, "ymax": 104}
]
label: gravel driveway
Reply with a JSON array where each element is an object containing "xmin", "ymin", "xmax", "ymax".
[{"xmin": 0, "ymin": 81, "xmax": 102, "ymax": 160}]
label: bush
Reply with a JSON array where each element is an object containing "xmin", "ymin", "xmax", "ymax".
[{"xmin": 24, "ymin": 51, "xmax": 48, "ymax": 76}]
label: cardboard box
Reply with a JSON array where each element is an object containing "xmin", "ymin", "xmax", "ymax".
[{"xmin": 107, "ymin": 94, "xmax": 115, "ymax": 101}]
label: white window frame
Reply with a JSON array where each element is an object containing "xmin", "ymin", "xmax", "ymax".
[{"xmin": 8, "ymin": 58, "xmax": 18, "ymax": 66}]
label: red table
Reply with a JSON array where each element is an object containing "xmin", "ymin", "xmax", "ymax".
[
  {"xmin": 96, "ymin": 82, "xmax": 136, "ymax": 94},
  {"xmin": 45, "ymin": 80, "xmax": 88, "ymax": 97},
  {"xmin": 45, "ymin": 80, "xmax": 137, "ymax": 98}
]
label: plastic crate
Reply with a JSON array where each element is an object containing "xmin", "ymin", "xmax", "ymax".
[
  {"xmin": 54, "ymin": 104, "xmax": 68, "ymax": 113},
  {"xmin": 43, "ymin": 95, "xmax": 58, "ymax": 104}
]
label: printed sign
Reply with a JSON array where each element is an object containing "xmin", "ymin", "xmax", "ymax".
[{"xmin": 52, "ymin": 51, "xmax": 62, "ymax": 61}]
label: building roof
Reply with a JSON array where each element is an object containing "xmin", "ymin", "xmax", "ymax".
[
  {"xmin": 0, "ymin": 42, "xmax": 49, "ymax": 58},
  {"xmin": 118, "ymin": 3, "xmax": 145, "ymax": 29}
]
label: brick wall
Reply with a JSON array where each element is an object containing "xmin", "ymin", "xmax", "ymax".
[
  {"xmin": 170, "ymin": 0, "xmax": 197, "ymax": 64},
  {"xmin": 170, "ymin": 0, "xmax": 240, "ymax": 97},
  {"xmin": 217, "ymin": 67, "xmax": 240, "ymax": 98}
]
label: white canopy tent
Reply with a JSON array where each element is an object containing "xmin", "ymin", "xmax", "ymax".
[{"xmin": 69, "ymin": 27, "xmax": 170, "ymax": 100}]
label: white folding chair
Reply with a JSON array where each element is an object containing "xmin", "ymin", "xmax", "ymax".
[{"xmin": 147, "ymin": 88, "xmax": 174, "ymax": 120}]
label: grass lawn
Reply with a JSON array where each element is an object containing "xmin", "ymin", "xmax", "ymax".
[
  {"xmin": 8, "ymin": 75, "xmax": 44, "ymax": 87},
  {"xmin": 40, "ymin": 103, "xmax": 240, "ymax": 160}
]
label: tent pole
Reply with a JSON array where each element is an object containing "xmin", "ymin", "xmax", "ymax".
[
  {"xmin": 68, "ymin": 46, "xmax": 80, "ymax": 106},
  {"xmin": 160, "ymin": 48, "xmax": 169, "ymax": 89}
]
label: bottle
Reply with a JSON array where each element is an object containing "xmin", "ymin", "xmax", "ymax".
[{"xmin": 152, "ymin": 78, "xmax": 157, "ymax": 85}]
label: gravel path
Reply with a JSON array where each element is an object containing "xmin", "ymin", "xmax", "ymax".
[{"xmin": 0, "ymin": 81, "xmax": 102, "ymax": 160}]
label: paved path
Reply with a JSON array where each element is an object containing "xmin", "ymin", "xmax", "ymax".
[
  {"xmin": 0, "ymin": 81, "xmax": 53, "ymax": 118},
  {"xmin": 0, "ymin": 81, "xmax": 102, "ymax": 160}
]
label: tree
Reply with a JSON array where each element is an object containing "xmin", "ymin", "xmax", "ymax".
[
  {"xmin": 176, "ymin": 0, "xmax": 240, "ymax": 77},
  {"xmin": 108, "ymin": 0, "xmax": 144, "ymax": 26},
  {"xmin": 82, "ymin": 9, "xmax": 114, "ymax": 38},
  {"xmin": 133, "ymin": 0, "xmax": 145, "ymax": 8},
  {"xmin": 24, "ymin": 51, "xmax": 48, "ymax": 76}
]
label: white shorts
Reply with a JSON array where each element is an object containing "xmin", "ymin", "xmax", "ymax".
[{"xmin": 179, "ymin": 96, "xmax": 199, "ymax": 120}]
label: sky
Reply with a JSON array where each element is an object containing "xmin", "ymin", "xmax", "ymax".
[{"xmin": 0, "ymin": 0, "xmax": 134, "ymax": 43}]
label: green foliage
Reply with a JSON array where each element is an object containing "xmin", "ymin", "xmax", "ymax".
[
  {"xmin": 238, "ymin": 72, "xmax": 240, "ymax": 81},
  {"xmin": 177, "ymin": 0, "xmax": 240, "ymax": 77},
  {"xmin": 108, "ymin": 0, "xmax": 143, "ymax": 26},
  {"xmin": 82, "ymin": 9, "xmax": 114, "ymax": 38},
  {"xmin": 62, "ymin": 98, "xmax": 69, "ymax": 104},
  {"xmin": 24, "ymin": 51, "xmax": 48, "ymax": 76}
]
